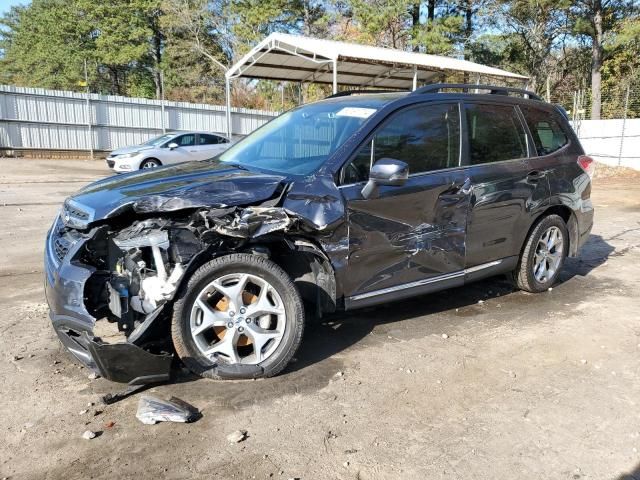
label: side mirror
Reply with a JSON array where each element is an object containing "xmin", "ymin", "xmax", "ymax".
[
  {"xmin": 361, "ymin": 158, "xmax": 409, "ymax": 199},
  {"xmin": 168, "ymin": 142, "xmax": 178, "ymax": 150}
]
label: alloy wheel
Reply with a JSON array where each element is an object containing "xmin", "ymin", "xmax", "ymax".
[
  {"xmin": 189, "ymin": 273, "xmax": 286, "ymax": 365},
  {"xmin": 533, "ymin": 226, "xmax": 564, "ymax": 283}
]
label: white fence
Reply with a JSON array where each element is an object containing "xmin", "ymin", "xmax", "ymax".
[
  {"xmin": 0, "ymin": 85, "xmax": 278, "ymax": 153},
  {"xmin": 573, "ymin": 119, "xmax": 640, "ymax": 170}
]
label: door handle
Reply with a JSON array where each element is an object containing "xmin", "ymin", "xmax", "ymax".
[{"xmin": 526, "ymin": 170, "xmax": 546, "ymax": 182}]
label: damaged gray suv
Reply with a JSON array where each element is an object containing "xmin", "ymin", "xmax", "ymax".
[{"xmin": 45, "ymin": 84, "xmax": 594, "ymax": 384}]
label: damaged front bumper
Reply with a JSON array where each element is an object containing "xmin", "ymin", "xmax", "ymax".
[{"xmin": 44, "ymin": 220, "xmax": 172, "ymax": 384}]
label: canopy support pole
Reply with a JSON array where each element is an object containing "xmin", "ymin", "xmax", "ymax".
[
  {"xmin": 332, "ymin": 59, "xmax": 338, "ymax": 94},
  {"xmin": 412, "ymin": 65, "xmax": 418, "ymax": 91},
  {"xmin": 225, "ymin": 76, "xmax": 232, "ymax": 139}
]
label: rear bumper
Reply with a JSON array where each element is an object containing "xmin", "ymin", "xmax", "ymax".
[{"xmin": 44, "ymin": 225, "xmax": 172, "ymax": 384}]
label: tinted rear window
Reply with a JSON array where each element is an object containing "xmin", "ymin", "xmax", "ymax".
[
  {"xmin": 465, "ymin": 103, "xmax": 527, "ymax": 164},
  {"xmin": 520, "ymin": 106, "xmax": 569, "ymax": 156},
  {"xmin": 199, "ymin": 134, "xmax": 222, "ymax": 145}
]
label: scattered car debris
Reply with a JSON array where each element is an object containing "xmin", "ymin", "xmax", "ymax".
[
  {"xmin": 104, "ymin": 421, "xmax": 116, "ymax": 429},
  {"xmin": 78, "ymin": 409, "xmax": 88, "ymax": 415},
  {"xmin": 12, "ymin": 355, "xmax": 23, "ymax": 361},
  {"xmin": 136, "ymin": 395, "xmax": 199, "ymax": 425},
  {"xmin": 441, "ymin": 333, "xmax": 449, "ymax": 339},
  {"xmin": 81, "ymin": 430, "xmax": 97, "ymax": 440},
  {"xmin": 227, "ymin": 429, "xmax": 248, "ymax": 443},
  {"xmin": 87, "ymin": 372, "xmax": 99, "ymax": 380}
]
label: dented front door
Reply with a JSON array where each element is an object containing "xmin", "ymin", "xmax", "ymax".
[
  {"xmin": 341, "ymin": 170, "xmax": 470, "ymax": 301},
  {"xmin": 336, "ymin": 101, "xmax": 471, "ymax": 303}
]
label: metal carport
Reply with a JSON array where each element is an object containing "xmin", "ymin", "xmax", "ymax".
[{"xmin": 224, "ymin": 33, "xmax": 529, "ymax": 137}]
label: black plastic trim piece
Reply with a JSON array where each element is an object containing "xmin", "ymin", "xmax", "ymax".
[{"xmin": 411, "ymin": 83, "xmax": 542, "ymax": 101}]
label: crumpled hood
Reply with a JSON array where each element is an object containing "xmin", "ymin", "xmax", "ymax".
[{"xmin": 68, "ymin": 161, "xmax": 287, "ymax": 222}]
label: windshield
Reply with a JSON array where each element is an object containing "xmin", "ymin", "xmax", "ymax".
[
  {"xmin": 142, "ymin": 133, "xmax": 176, "ymax": 147},
  {"xmin": 218, "ymin": 100, "xmax": 385, "ymax": 175}
]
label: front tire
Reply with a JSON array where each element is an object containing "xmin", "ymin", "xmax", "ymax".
[
  {"xmin": 140, "ymin": 158, "xmax": 161, "ymax": 169},
  {"xmin": 513, "ymin": 214, "xmax": 568, "ymax": 293},
  {"xmin": 171, "ymin": 254, "xmax": 305, "ymax": 380}
]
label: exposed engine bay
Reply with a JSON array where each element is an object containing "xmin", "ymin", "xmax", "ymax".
[{"xmin": 80, "ymin": 206, "xmax": 306, "ymax": 340}]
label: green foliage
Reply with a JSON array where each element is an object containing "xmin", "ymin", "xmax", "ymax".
[
  {"xmin": 0, "ymin": 0, "xmax": 95, "ymax": 90},
  {"xmin": 412, "ymin": 14, "xmax": 465, "ymax": 55},
  {"xmin": 0, "ymin": 0, "xmax": 638, "ymax": 109}
]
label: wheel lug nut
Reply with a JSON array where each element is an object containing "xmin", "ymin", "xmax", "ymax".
[
  {"xmin": 239, "ymin": 307, "xmax": 246, "ymax": 314},
  {"xmin": 227, "ymin": 322, "xmax": 234, "ymax": 329},
  {"xmin": 229, "ymin": 311, "xmax": 235, "ymax": 317},
  {"xmin": 238, "ymin": 326, "xmax": 244, "ymax": 333},
  {"xmin": 246, "ymin": 318, "xmax": 252, "ymax": 323}
]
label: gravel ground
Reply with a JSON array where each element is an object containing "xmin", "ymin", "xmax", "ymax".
[{"xmin": 1, "ymin": 159, "xmax": 640, "ymax": 480}]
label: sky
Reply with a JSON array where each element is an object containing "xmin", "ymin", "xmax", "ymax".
[{"xmin": 0, "ymin": 0, "xmax": 26, "ymax": 15}]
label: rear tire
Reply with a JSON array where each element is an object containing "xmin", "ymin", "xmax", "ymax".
[
  {"xmin": 140, "ymin": 158, "xmax": 161, "ymax": 169},
  {"xmin": 171, "ymin": 254, "xmax": 305, "ymax": 380},
  {"xmin": 512, "ymin": 214, "xmax": 568, "ymax": 293}
]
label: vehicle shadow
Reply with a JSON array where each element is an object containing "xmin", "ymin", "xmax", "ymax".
[{"xmin": 561, "ymin": 233, "xmax": 616, "ymax": 280}]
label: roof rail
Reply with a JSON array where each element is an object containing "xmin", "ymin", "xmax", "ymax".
[
  {"xmin": 411, "ymin": 83, "xmax": 542, "ymax": 101},
  {"xmin": 326, "ymin": 89, "xmax": 405, "ymax": 99}
]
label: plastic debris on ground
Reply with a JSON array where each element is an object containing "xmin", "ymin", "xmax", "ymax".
[{"xmin": 136, "ymin": 395, "xmax": 200, "ymax": 425}]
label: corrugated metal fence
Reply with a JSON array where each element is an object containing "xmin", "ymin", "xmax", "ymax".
[
  {"xmin": 1, "ymin": 84, "xmax": 638, "ymax": 169},
  {"xmin": 0, "ymin": 85, "xmax": 279, "ymax": 154}
]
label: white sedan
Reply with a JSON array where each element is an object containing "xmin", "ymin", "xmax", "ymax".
[{"xmin": 106, "ymin": 131, "xmax": 232, "ymax": 173}]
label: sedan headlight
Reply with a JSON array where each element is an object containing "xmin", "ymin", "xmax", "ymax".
[{"xmin": 117, "ymin": 152, "xmax": 140, "ymax": 159}]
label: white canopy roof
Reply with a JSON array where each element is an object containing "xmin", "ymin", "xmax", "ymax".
[
  {"xmin": 226, "ymin": 32, "xmax": 528, "ymax": 90},
  {"xmin": 222, "ymin": 33, "xmax": 529, "ymax": 136}
]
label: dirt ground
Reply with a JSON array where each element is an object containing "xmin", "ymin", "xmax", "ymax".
[{"xmin": 1, "ymin": 159, "xmax": 640, "ymax": 480}]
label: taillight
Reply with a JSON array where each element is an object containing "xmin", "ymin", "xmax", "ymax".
[{"xmin": 577, "ymin": 155, "xmax": 595, "ymax": 178}]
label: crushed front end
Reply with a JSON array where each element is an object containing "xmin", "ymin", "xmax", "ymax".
[
  {"xmin": 45, "ymin": 209, "xmax": 177, "ymax": 384},
  {"xmin": 44, "ymin": 199, "xmax": 298, "ymax": 384}
]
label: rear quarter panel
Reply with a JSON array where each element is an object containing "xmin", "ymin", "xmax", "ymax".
[{"xmin": 545, "ymin": 138, "xmax": 594, "ymax": 248}]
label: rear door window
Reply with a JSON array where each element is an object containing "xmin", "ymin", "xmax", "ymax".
[
  {"xmin": 465, "ymin": 103, "xmax": 528, "ymax": 164},
  {"xmin": 198, "ymin": 134, "xmax": 222, "ymax": 145},
  {"xmin": 520, "ymin": 106, "xmax": 569, "ymax": 156},
  {"xmin": 343, "ymin": 102, "xmax": 460, "ymax": 184}
]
